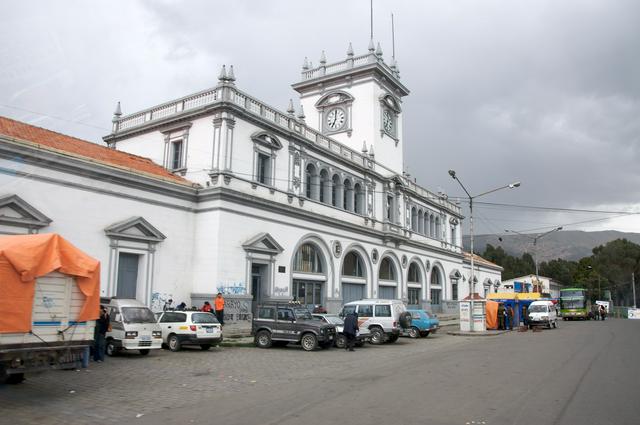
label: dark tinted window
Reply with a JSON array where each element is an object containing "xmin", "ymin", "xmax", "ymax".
[
  {"xmin": 160, "ymin": 312, "xmax": 186, "ymax": 323},
  {"xmin": 192, "ymin": 313, "xmax": 218, "ymax": 324},
  {"xmin": 375, "ymin": 305, "xmax": 391, "ymax": 317},
  {"xmin": 258, "ymin": 307, "xmax": 275, "ymax": 320},
  {"xmin": 358, "ymin": 304, "xmax": 373, "ymax": 317}
]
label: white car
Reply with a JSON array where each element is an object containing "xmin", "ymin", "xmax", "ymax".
[
  {"xmin": 339, "ymin": 299, "xmax": 412, "ymax": 344},
  {"xmin": 156, "ymin": 311, "xmax": 223, "ymax": 351},
  {"xmin": 312, "ymin": 314, "xmax": 371, "ymax": 348}
]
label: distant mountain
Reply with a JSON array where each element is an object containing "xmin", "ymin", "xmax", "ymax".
[{"xmin": 465, "ymin": 230, "xmax": 640, "ymax": 262}]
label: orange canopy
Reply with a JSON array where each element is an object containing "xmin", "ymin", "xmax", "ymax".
[
  {"xmin": 0, "ymin": 233, "xmax": 100, "ymax": 333},
  {"xmin": 485, "ymin": 300, "xmax": 499, "ymax": 330}
]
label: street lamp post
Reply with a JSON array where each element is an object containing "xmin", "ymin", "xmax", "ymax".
[
  {"xmin": 448, "ymin": 170, "xmax": 520, "ymax": 331},
  {"xmin": 504, "ymin": 227, "xmax": 562, "ymax": 292}
]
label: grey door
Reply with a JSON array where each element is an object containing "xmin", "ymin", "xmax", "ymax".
[
  {"xmin": 117, "ymin": 253, "xmax": 139, "ymax": 299},
  {"xmin": 378, "ymin": 285, "xmax": 396, "ymax": 299},
  {"xmin": 342, "ymin": 283, "xmax": 365, "ymax": 304}
]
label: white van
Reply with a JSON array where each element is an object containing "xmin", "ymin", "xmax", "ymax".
[
  {"xmin": 339, "ymin": 299, "xmax": 411, "ymax": 344},
  {"xmin": 104, "ymin": 299, "xmax": 163, "ymax": 356},
  {"xmin": 527, "ymin": 300, "xmax": 558, "ymax": 329}
]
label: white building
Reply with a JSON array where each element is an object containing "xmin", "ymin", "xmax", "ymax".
[
  {"xmin": 0, "ymin": 41, "xmax": 502, "ymax": 318},
  {"xmin": 499, "ymin": 275, "xmax": 563, "ymax": 298}
]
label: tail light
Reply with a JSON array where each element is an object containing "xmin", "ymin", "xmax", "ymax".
[{"xmin": 190, "ymin": 325, "xmax": 197, "ymax": 332}]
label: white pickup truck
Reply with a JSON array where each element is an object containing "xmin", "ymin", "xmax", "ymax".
[{"xmin": 0, "ymin": 272, "xmax": 95, "ymax": 384}]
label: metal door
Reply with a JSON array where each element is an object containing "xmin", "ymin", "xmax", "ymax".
[{"xmin": 116, "ymin": 253, "xmax": 139, "ymax": 299}]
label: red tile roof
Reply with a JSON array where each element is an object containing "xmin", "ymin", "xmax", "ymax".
[{"xmin": 0, "ymin": 116, "xmax": 191, "ymax": 186}]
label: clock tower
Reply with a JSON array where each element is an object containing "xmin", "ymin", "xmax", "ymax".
[{"xmin": 291, "ymin": 41, "xmax": 410, "ymax": 176}]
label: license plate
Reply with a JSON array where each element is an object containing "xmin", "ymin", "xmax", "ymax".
[
  {"xmin": 206, "ymin": 327, "xmax": 213, "ymax": 333},
  {"xmin": 140, "ymin": 335, "xmax": 151, "ymax": 341}
]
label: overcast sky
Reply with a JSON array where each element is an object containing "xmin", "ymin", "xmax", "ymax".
[{"xmin": 2, "ymin": 0, "xmax": 639, "ymax": 237}]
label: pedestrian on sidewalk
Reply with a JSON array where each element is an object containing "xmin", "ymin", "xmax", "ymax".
[
  {"xmin": 343, "ymin": 311, "xmax": 359, "ymax": 352},
  {"xmin": 93, "ymin": 307, "xmax": 110, "ymax": 362},
  {"xmin": 215, "ymin": 292, "xmax": 225, "ymax": 326}
]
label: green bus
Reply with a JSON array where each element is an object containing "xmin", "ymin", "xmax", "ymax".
[{"xmin": 560, "ymin": 288, "xmax": 591, "ymax": 320}]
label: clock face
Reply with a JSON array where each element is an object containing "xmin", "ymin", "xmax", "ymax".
[
  {"xmin": 383, "ymin": 110, "xmax": 394, "ymax": 133},
  {"xmin": 326, "ymin": 108, "xmax": 346, "ymax": 131}
]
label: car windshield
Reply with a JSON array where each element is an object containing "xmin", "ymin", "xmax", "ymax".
[
  {"xmin": 122, "ymin": 307, "xmax": 157, "ymax": 324},
  {"xmin": 294, "ymin": 307, "xmax": 313, "ymax": 320},
  {"xmin": 192, "ymin": 313, "xmax": 219, "ymax": 324},
  {"xmin": 529, "ymin": 305, "xmax": 548, "ymax": 313}
]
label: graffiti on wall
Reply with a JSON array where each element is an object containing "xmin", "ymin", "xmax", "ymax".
[
  {"xmin": 151, "ymin": 292, "xmax": 173, "ymax": 312},
  {"xmin": 224, "ymin": 298, "xmax": 252, "ymax": 322},
  {"xmin": 216, "ymin": 282, "xmax": 247, "ymax": 295},
  {"xmin": 274, "ymin": 286, "xmax": 288, "ymax": 297}
]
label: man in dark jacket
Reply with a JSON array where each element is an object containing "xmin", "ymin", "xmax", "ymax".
[
  {"xmin": 343, "ymin": 312, "xmax": 359, "ymax": 352},
  {"xmin": 94, "ymin": 307, "xmax": 110, "ymax": 362}
]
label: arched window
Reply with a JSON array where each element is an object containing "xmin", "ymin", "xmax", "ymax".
[
  {"xmin": 378, "ymin": 257, "xmax": 396, "ymax": 281},
  {"xmin": 332, "ymin": 174, "xmax": 342, "ymax": 208},
  {"xmin": 354, "ymin": 183, "xmax": 364, "ymax": 215},
  {"xmin": 411, "ymin": 207, "xmax": 418, "ymax": 231},
  {"xmin": 408, "ymin": 263, "xmax": 421, "ymax": 284},
  {"xmin": 342, "ymin": 252, "xmax": 365, "ymax": 277},
  {"xmin": 293, "ymin": 243, "xmax": 324, "ymax": 273},
  {"xmin": 319, "ymin": 169, "xmax": 329, "ymax": 203}
]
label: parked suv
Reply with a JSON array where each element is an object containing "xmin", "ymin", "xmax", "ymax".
[
  {"xmin": 339, "ymin": 299, "xmax": 411, "ymax": 344},
  {"xmin": 156, "ymin": 311, "xmax": 223, "ymax": 351},
  {"xmin": 252, "ymin": 302, "xmax": 337, "ymax": 351}
]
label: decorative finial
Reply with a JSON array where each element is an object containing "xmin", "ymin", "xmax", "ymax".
[
  {"xmin": 319, "ymin": 50, "xmax": 326, "ymax": 65},
  {"xmin": 361, "ymin": 140, "xmax": 368, "ymax": 153},
  {"xmin": 368, "ymin": 38, "xmax": 375, "ymax": 52},
  {"xmin": 302, "ymin": 57, "xmax": 309, "ymax": 70},
  {"xmin": 347, "ymin": 42, "xmax": 354, "ymax": 57},
  {"xmin": 113, "ymin": 101, "xmax": 122, "ymax": 118},
  {"xmin": 287, "ymin": 99, "xmax": 295, "ymax": 116},
  {"xmin": 297, "ymin": 104, "xmax": 306, "ymax": 121},
  {"xmin": 375, "ymin": 42, "xmax": 383, "ymax": 58},
  {"xmin": 227, "ymin": 65, "xmax": 236, "ymax": 82},
  {"xmin": 218, "ymin": 65, "xmax": 227, "ymax": 82}
]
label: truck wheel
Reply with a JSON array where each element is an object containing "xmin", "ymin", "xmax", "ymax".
[
  {"xmin": 369, "ymin": 327, "xmax": 384, "ymax": 345},
  {"xmin": 335, "ymin": 334, "xmax": 347, "ymax": 349},
  {"xmin": 408, "ymin": 326, "xmax": 420, "ymax": 338},
  {"xmin": 139, "ymin": 349, "xmax": 150, "ymax": 356},
  {"xmin": 168, "ymin": 335, "xmax": 181, "ymax": 352},
  {"xmin": 5, "ymin": 373, "xmax": 25, "ymax": 385},
  {"xmin": 399, "ymin": 312, "xmax": 412, "ymax": 329},
  {"xmin": 255, "ymin": 330, "xmax": 272, "ymax": 348},
  {"xmin": 106, "ymin": 340, "xmax": 117, "ymax": 357},
  {"xmin": 300, "ymin": 333, "xmax": 318, "ymax": 351}
]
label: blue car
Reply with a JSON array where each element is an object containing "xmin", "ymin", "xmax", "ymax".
[{"xmin": 403, "ymin": 309, "xmax": 440, "ymax": 338}]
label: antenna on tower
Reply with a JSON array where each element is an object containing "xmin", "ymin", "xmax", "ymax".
[
  {"xmin": 370, "ymin": 0, "xmax": 374, "ymax": 40},
  {"xmin": 391, "ymin": 13, "xmax": 396, "ymax": 59}
]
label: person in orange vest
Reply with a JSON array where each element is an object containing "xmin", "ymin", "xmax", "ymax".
[{"xmin": 214, "ymin": 293, "xmax": 225, "ymax": 325}]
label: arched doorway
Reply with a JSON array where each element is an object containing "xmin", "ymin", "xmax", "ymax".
[
  {"xmin": 378, "ymin": 257, "xmax": 398, "ymax": 299},
  {"xmin": 407, "ymin": 261, "xmax": 423, "ymax": 308},
  {"xmin": 292, "ymin": 242, "xmax": 327, "ymax": 311},
  {"xmin": 341, "ymin": 250, "xmax": 367, "ymax": 304}
]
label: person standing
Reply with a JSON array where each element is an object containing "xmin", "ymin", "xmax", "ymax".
[
  {"xmin": 214, "ymin": 292, "xmax": 225, "ymax": 325},
  {"xmin": 93, "ymin": 307, "xmax": 110, "ymax": 362},
  {"xmin": 343, "ymin": 311, "xmax": 359, "ymax": 352}
]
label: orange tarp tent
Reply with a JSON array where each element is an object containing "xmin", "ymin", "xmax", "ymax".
[
  {"xmin": 485, "ymin": 300, "xmax": 499, "ymax": 330},
  {"xmin": 0, "ymin": 233, "xmax": 100, "ymax": 333}
]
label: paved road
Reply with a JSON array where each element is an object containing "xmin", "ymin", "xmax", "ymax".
[{"xmin": 1, "ymin": 319, "xmax": 638, "ymax": 425}]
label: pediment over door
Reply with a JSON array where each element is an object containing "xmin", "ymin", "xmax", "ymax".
[
  {"xmin": 104, "ymin": 216, "xmax": 166, "ymax": 243},
  {"xmin": 0, "ymin": 194, "xmax": 51, "ymax": 231},
  {"xmin": 242, "ymin": 232, "xmax": 284, "ymax": 256}
]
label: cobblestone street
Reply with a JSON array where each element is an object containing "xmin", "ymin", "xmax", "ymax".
[{"xmin": 0, "ymin": 333, "xmax": 464, "ymax": 425}]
